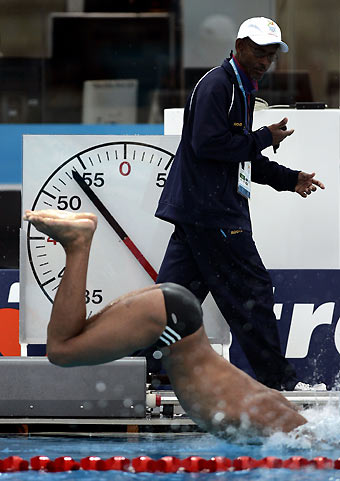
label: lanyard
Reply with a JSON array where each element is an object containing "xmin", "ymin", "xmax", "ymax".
[
  {"xmin": 229, "ymin": 58, "xmax": 249, "ymax": 132},
  {"xmin": 229, "ymin": 58, "xmax": 252, "ymax": 199}
]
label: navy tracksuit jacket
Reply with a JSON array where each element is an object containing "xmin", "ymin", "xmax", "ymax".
[{"xmin": 154, "ymin": 58, "xmax": 300, "ymax": 390}]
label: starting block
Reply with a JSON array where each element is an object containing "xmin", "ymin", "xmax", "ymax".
[{"xmin": 0, "ymin": 357, "xmax": 146, "ymax": 418}]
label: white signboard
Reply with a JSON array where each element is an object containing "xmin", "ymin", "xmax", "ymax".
[
  {"xmin": 164, "ymin": 108, "xmax": 340, "ymax": 268},
  {"xmin": 82, "ymin": 79, "xmax": 138, "ymax": 124}
]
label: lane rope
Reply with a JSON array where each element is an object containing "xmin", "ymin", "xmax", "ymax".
[{"xmin": 0, "ymin": 455, "xmax": 339, "ymax": 472}]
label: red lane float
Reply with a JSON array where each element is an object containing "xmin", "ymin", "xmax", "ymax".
[
  {"xmin": 311, "ymin": 456, "xmax": 333, "ymax": 469},
  {"xmin": 181, "ymin": 456, "xmax": 209, "ymax": 472},
  {"xmin": 233, "ymin": 456, "xmax": 258, "ymax": 470},
  {"xmin": 30, "ymin": 456, "xmax": 50, "ymax": 470},
  {"xmin": 2, "ymin": 456, "xmax": 29, "ymax": 472},
  {"xmin": 282, "ymin": 456, "xmax": 310, "ymax": 470},
  {"xmin": 106, "ymin": 456, "xmax": 130, "ymax": 471},
  {"xmin": 210, "ymin": 456, "xmax": 232, "ymax": 471},
  {"xmin": 0, "ymin": 454, "xmax": 335, "ymax": 472},
  {"xmin": 80, "ymin": 456, "xmax": 110, "ymax": 471},
  {"xmin": 257, "ymin": 456, "xmax": 283, "ymax": 468},
  {"xmin": 45, "ymin": 456, "xmax": 80, "ymax": 472},
  {"xmin": 157, "ymin": 456, "xmax": 181, "ymax": 473}
]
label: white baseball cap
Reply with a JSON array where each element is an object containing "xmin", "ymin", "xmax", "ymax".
[{"xmin": 237, "ymin": 17, "xmax": 288, "ymax": 53}]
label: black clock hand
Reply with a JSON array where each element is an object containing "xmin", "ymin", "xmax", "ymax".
[{"xmin": 72, "ymin": 170, "xmax": 158, "ymax": 282}]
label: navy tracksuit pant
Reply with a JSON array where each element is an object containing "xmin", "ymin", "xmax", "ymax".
[{"xmin": 156, "ymin": 223, "xmax": 298, "ymax": 391}]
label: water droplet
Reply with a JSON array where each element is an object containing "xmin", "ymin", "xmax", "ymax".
[
  {"xmin": 96, "ymin": 381, "xmax": 106, "ymax": 392},
  {"xmin": 153, "ymin": 350, "xmax": 163, "ymax": 359},
  {"xmin": 123, "ymin": 398, "xmax": 133, "ymax": 408},
  {"xmin": 213, "ymin": 411, "xmax": 225, "ymax": 425}
]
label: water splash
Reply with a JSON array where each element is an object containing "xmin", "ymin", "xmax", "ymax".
[{"xmin": 262, "ymin": 396, "xmax": 340, "ymax": 453}]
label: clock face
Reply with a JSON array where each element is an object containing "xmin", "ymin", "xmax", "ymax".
[{"xmin": 24, "ymin": 137, "xmax": 179, "ymax": 323}]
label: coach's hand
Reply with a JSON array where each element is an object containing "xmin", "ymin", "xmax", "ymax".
[
  {"xmin": 268, "ymin": 117, "xmax": 294, "ymax": 146},
  {"xmin": 295, "ymin": 171, "xmax": 325, "ymax": 198}
]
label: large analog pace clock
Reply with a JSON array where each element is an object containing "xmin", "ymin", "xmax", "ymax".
[
  {"xmin": 21, "ymin": 134, "xmax": 229, "ymax": 348},
  {"xmin": 21, "ymin": 135, "xmax": 180, "ymax": 343}
]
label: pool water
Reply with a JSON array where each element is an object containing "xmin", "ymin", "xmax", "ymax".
[{"xmin": 1, "ymin": 402, "xmax": 340, "ymax": 480}]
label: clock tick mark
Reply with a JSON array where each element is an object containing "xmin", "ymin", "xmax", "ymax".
[
  {"xmin": 43, "ymin": 202, "xmax": 53, "ymax": 207},
  {"xmin": 115, "ymin": 150, "xmax": 118, "ymax": 160},
  {"xmin": 59, "ymin": 178, "xmax": 66, "ymax": 186},
  {"xmin": 106, "ymin": 151, "xmax": 110, "ymax": 161},
  {"xmin": 42, "ymin": 277, "xmax": 56, "ymax": 287},
  {"xmin": 150, "ymin": 154, "xmax": 154, "ymax": 163},
  {"xmin": 66, "ymin": 172, "xmax": 73, "ymax": 180},
  {"xmin": 42, "ymin": 270, "xmax": 52, "ymax": 275},
  {"xmin": 77, "ymin": 155, "xmax": 86, "ymax": 170},
  {"xmin": 53, "ymin": 185, "xmax": 61, "ymax": 192},
  {"xmin": 164, "ymin": 156, "xmax": 174, "ymax": 170},
  {"xmin": 97, "ymin": 154, "xmax": 102, "ymax": 163},
  {"xmin": 89, "ymin": 156, "xmax": 94, "ymax": 166},
  {"xmin": 141, "ymin": 152, "xmax": 145, "ymax": 162},
  {"xmin": 157, "ymin": 157, "xmax": 163, "ymax": 166},
  {"xmin": 42, "ymin": 190, "xmax": 56, "ymax": 200}
]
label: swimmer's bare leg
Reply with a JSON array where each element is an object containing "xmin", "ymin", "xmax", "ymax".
[{"xmin": 24, "ymin": 209, "xmax": 166, "ymax": 366}]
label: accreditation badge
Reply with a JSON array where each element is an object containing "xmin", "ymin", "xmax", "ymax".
[{"xmin": 237, "ymin": 161, "xmax": 251, "ymax": 199}]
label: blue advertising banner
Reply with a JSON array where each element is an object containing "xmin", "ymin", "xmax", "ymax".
[
  {"xmin": 0, "ymin": 270, "xmax": 19, "ymax": 308},
  {"xmin": 230, "ymin": 270, "xmax": 340, "ymax": 389},
  {"xmin": 1, "ymin": 268, "xmax": 340, "ymax": 387}
]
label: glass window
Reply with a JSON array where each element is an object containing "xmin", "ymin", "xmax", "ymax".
[
  {"xmin": 0, "ymin": 0, "xmax": 338, "ymax": 123},
  {"xmin": 259, "ymin": 0, "xmax": 340, "ymax": 108}
]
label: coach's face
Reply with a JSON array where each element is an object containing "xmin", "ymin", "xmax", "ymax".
[{"xmin": 235, "ymin": 37, "xmax": 279, "ymax": 81}]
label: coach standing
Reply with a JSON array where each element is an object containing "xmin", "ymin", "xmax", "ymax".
[{"xmin": 155, "ymin": 17, "xmax": 325, "ymax": 391}]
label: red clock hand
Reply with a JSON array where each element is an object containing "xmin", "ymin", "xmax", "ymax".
[{"xmin": 72, "ymin": 170, "xmax": 158, "ymax": 282}]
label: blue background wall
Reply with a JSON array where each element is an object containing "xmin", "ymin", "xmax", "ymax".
[{"xmin": 0, "ymin": 124, "xmax": 163, "ymax": 184}]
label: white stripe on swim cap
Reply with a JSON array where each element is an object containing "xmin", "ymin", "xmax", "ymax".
[
  {"xmin": 162, "ymin": 330, "xmax": 178, "ymax": 344},
  {"xmin": 165, "ymin": 325, "xmax": 182, "ymax": 341},
  {"xmin": 159, "ymin": 327, "xmax": 182, "ymax": 346},
  {"xmin": 159, "ymin": 335, "xmax": 171, "ymax": 346}
]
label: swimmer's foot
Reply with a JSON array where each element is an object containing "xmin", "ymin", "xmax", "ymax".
[{"xmin": 23, "ymin": 209, "xmax": 97, "ymax": 249}]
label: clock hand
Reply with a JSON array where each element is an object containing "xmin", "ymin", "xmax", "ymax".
[{"xmin": 72, "ymin": 170, "xmax": 158, "ymax": 282}]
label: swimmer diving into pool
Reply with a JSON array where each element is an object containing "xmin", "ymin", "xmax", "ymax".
[{"xmin": 24, "ymin": 209, "xmax": 306, "ymax": 437}]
